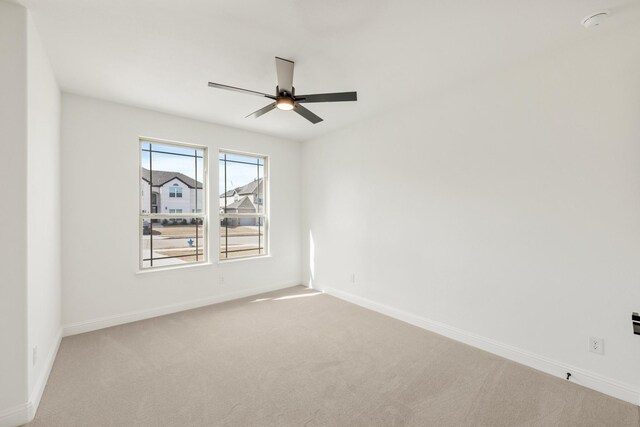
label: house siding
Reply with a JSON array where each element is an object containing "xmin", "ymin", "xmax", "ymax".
[{"xmin": 141, "ymin": 177, "xmax": 204, "ymax": 214}]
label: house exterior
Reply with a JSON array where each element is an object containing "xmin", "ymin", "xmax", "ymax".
[
  {"xmin": 141, "ymin": 168, "xmax": 203, "ymax": 215},
  {"xmin": 220, "ymin": 178, "xmax": 264, "ymax": 226}
]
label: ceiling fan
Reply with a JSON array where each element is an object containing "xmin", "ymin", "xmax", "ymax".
[{"xmin": 207, "ymin": 57, "xmax": 357, "ymax": 124}]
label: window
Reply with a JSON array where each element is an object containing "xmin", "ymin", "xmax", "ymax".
[
  {"xmin": 140, "ymin": 139, "xmax": 207, "ymax": 269},
  {"xmin": 219, "ymin": 150, "xmax": 267, "ymax": 260},
  {"xmin": 169, "ymin": 184, "xmax": 183, "ymax": 198}
]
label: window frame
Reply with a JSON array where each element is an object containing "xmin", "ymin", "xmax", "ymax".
[
  {"xmin": 218, "ymin": 148, "xmax": 269, "ymax": 262},
  {"xmin": 139, "ymin": 137, "xmax": 209, "ymax": 271}
]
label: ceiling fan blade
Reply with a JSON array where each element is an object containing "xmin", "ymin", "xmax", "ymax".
[
  {"xmin": 294, "ymin": 103, "xmax": 323, "ymax": 124},
  {"xmin": 275, "ymin": 57, "xmax": 294, "ymax": 94},
  {"xmin": 295, "ymin": 91, "xmax": 357, "ymax": 103},
  {"xmin": 208, "ymin": 82, "xmax": 276, "ymax": 99},
  {"xmin": 246, "ymin": 103, "xmax": 277, "ymax": 119}
]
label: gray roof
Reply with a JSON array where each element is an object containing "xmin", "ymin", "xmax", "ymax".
[
  {"xmin": 224, "ymin": 195, "xmax": 256, "ymax": 210},
  {"xmin": 141, "ymin": 168, "xmax": 202, "ymax": 189},
  {"xmin": 220, "ymin": 178, "xmax": 263, "ymax": 197}
]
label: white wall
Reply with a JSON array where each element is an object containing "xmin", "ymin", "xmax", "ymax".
[
  {"xmin": 0, "ymin": 3, "xmax": 61, "ymax": 424},
  {"xmin": 0, "ymin": 1, "xmax": 29, "ymax": 417},
  {"xmin": 61, "ymin": 94, "xmax": 301, "ymax": 328},
  {"xmin": 302, "ymin": 25, "xmax": 640, "ymax": 400},
  {"xmin": 26, "ymin": 12, "xmax": 61, "ymax": 407}
]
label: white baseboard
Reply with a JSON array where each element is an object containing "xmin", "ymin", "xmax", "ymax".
[
  {"xmin": 28, "ymin": 328, "xmax": 63, "ymax": 421},
  {"xmin": 63, "ymin": 282, "xmax": 301, "ymax": 337},
  {"xmin": 322, "ymin": 286, "xmax": 640, "ymax": 406},
  {"xmin": 0, "ymin": 328, "xmax": 63, "ymax": 427},
  {"xmin": 0, "ymin": 403, "xmax": 29, "ymax": 427}
]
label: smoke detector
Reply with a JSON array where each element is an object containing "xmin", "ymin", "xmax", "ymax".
[{"xmin": 581, "ymin": 10, "xmax": 610, "ymax": 29}]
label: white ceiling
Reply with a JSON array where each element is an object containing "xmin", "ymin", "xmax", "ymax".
[{"xmin": 19, "ymin": 0, "xmax": 640, "ymax": 141}]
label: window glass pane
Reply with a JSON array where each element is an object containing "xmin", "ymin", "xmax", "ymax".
[
  {"xmin": 220, "ymin": 155, "xmax": 263, "ymax": 214},
  {"xmin": 256, "ymin": 163, "xmax": 264, "ymax": 214},
  {"xmin": 226, "ymin": 161, "xmax": 257, "ymax": 197},
  {"xmin": 219, "ymin": 152, "xmax": 262, "ymax": 165},
  {"xmin": 141, "ymin": 140, "xmax": 207, "ymax": 270},
  {"xmin": 152, "ymin": 150, "xmax": 196, "ymax": 184},
  {"xmin": 219, "ymin": 150, "xmax": 267, "ymax": 261},
  {"xmin": 141, "ymin": 217, "xmax": 152, "ymax": 268},
  {"xmin": 141, "ymin": 148, "xmax": 151, "ymax": 214},
  {"xmin": 219, "ymin": 216, "xmax": 265, "ymax": 260},
  {"xmin": 142, "ymin": 217, "xmax": 205, "ymax": 268},
  {"xmin": 142, "ymin": 143, "xmax": 202, "ymax": 216},
  {"xmin": 196, "ymin": 155, "xmax": 204, "ymax": 212},
  {"xmin": 219, "ymin": 156, "xmax": 227, "ymax": 210},
  {"xmin": 150, "ymin": 143, "xmax": 199, "ymax": 157}
]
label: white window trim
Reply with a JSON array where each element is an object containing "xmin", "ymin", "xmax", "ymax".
[
  {"xmin": 219, "ymin": 148, "xmax": 269, "ymax": 262},
  {"xmin": 139, "ymin": 136, "xmax": 209, "ymax": 271}
]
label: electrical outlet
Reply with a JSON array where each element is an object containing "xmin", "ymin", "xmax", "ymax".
[
  {"xmin": 350, "ymin": 273, "xmax": 356, "ymax": 284},
  {"xmin": 32, "ymin": 346, "xmax": 38, "ymax": 366},
  {"xmin": 589, "ymin": 336, "xmax": 604, "ymax": 355},
  {"xmin": 219, "ymin": 274, "xmax": 225, "ymax": 285}
]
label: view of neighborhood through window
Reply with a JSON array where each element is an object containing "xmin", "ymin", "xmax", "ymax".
[
  {"xmin": 219, "ymin": 150, "xmax": 267, "ymax": 260},
  {"xmin": 140, "ymin": 139, "xmax": 206, "ymax": 269}
]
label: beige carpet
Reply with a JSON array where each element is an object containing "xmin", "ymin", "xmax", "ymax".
[{"xmin": 28, "ymin": 286, "xmax": 639, "ymax": 427}]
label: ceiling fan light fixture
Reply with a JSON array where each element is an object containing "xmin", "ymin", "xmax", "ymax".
[{"xmin": 276, "ymin": 97, "xmax": 295, "ymax": 111}]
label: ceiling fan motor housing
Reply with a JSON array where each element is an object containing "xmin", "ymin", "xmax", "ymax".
[
  {"xmin": 275, "ymin": 85, "xmax": 296, "ymax": 110},
  {"xmin": 277, "ymin": 85, "xmax": 294, "ymax": 98}
]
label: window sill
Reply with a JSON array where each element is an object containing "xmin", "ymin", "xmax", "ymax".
[
  {"xmin": 218, "ymin": 254, "xmax": 272, "ymax": 265},
  {"xmin": 136, "ymin": 261, "xmax": 213, "ymax": 275}
]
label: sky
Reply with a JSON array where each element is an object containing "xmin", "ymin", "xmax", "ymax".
[{"xmin": 141, "ymin": 142, "xmax": 264, "ymax": 195}]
